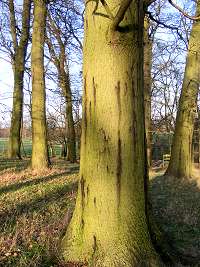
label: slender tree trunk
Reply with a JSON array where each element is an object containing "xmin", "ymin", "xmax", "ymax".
[
  {"xmin": 61, "ymin": 139, "xmax": 67, "ymax": 158},
  {"xmin": 46, "ymin": 16, "xmax": 76, "ymax": 163},
  {"xmin": 62, "ymin": 1, "xmax": 161, "ymax": 266},
  {"xmin": 31, "ymin": 0, "xmax": 49, "ymax": 169},
  {"xmin": 59, "ymin": 69, "xmax": 76, "ymax": 163},
  {"xmin": 8, "ymin": 0, "xmax": 31, "ymax": 159},
  {"xmin": 144, "ymin": 16, "xmax": 153, "ymax": 168},
  {"xmin": 166, "ymin": 1, "xmax": 200, "ymax": 178}
]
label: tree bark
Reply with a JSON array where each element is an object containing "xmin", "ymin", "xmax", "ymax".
[
  {"xmin": 8, "ymin": 0, "xmax": 31, "ymax": 159},
  {"xmin": 61, "ymin": 138, "xmax": 67, "ymax": 158},
  {"xmin": 144, "ymin": 16, "xmax": 153, "ymax": 168},
  {"xmin": 166, "ymin": 0, "xmax": 200, "ymax": 178},
  {"xmin": 31, "ymin": 0, "xmax": 49, "ymax": 169},
  {"xmin": 60, "ymin": 68, "xmax": 76, "ymax": 163},
  {"xmin": 61, "ymin": 1, "xmax": 161, "ymax": 266}
]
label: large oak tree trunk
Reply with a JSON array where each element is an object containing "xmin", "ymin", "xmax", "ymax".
[
  {"xmin": 62, "ymin": 1, "xmax": 160, "ymax": 266},
  {"xmin": 166, "ymin": 1, "xmax": 200, "ymax": 178},
  {"xmin": 31, "ymin": 0, "xmax": 49, "ymax": 169},
  {"xmin": 8, "ymin": 0, "xmax": 31, "ymax": 159},
  {"xmin": 144, "ymin": 17, "xmax": 153, "ymax": 167}
]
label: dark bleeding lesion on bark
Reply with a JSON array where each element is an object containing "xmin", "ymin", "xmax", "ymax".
[
  {"xmin": 80, "ymin": 175, "xmax": 86, "ymax": 227},
  {"xmin": 92, "ymin": 77, "xmax": 96, "ymax": 107},
  {"xmin": 99, "ymin": 128, "xmax": 110, "ymax": 154},
  {"xmin": 89, "ymin": 101, "xmax": 92, "ymax": 121},
  {"xmin": 115, "ymin": 81, "xmax": 121, "ymax": 120},
  {"xmin": 106, "ymin": 165, "xmax": 109, "ymax": 172},
  {"xmin": 92, "ymin": 235, "xmax": 97, "ymax": 256},
  {"xmin": 131, "ymin": 109, "xmax": 137, "ymax": 152},
  {"xmin": 94, "ymin": 197, "xmax": 96, "ymax": 206},
  {"xmin": 124, "ymin": 82, "xmax": 128, "ymax": 96},
  {"xmin": 86, "ymin": 185, "xmax": 90, "ymax": 205},
  {"xmin": 80, "ymin": 175, "xmax": 85, "ymax": 203},
  {"xmin": 116, "ymin": 133, "xmax": 122, "ymax": 206},
  {"xmin": 115, "ymin": 81, "xmax": 122, "ymax": 205},
  {"xmin": 81, "ymin": 218, "xmax": 85, "ymax": 230},
  {"xmin": 80, "ymin": 175, "xmax": 87, "ymax": 230},
  {"xmin": 87, "ymin": 185, "xmax": 89, "ymax": 197},
  {"xmin": 86, "ymin": 19, "xmax": 88, "ymax": 30}
]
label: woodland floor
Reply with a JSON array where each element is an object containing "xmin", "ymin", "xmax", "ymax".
[
  {"xmin": 0, "ymin": 158, "xmax": 79, "ymax": 267},
  {"xmin": 0, "ymin": 159, "xmax": 200, "ymax": 266},
  {"xmin": 150, "ymin": 165, "xmax": 200, "ymax": 267}
]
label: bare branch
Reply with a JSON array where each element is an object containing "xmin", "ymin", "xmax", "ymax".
[
  {"xmin": 111, "ymin": 0, "xmax": 132, "ymax": 30},
  {"xmin": 18, "ymin": 0, "xmax": 31, "ymax": 49},
  {"xmin": 144, "ymin": 0, "xmax": 156, "ymax": 8},
  {"xmin": 100, "ymin": 0, "xmax": 114, "ymax": 19},
  {"xmin": 8, "ymin": 0, "xmax": 18, "ymax": 50},
  {"xmin": 168, "ymin": 0, "xmax": 200, "ymax": 21},
  {"xmin": 146, "ymin": 11, "xmax": 188, "ymax": 48}
]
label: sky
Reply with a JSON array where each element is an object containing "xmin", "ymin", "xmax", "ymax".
[
  {"xmin": 0, "ymin": 0, "xmax": 84, "ymax": 127},
  {"xmin": 0, "ymin": 0, "xmax": 196, "ymax": 127},
  {"xmin": 0, "ymin": 56, "xmax": 13, "ymax": 126}
]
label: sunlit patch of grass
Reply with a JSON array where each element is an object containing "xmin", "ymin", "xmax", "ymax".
[{"xmin": 0, "ymin": 159, "xmax": 79, "ymax": 267}]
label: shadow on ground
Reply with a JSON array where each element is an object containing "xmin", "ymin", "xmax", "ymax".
[
  {"xmin": 0, "ymin": 158, "xmax": 80, "ymax": 267},
  {"xmin": 0, "ymin": 158, "xmax": 29, "ymax": 172},
  {"xmin": 0, "ymin": 181, "xmax": 78, "ymax": 229},
  {"xmin": 0, "ymin": 169, "xmax": 78, "ymax": 195},
  {"xmin": 150, "ymin": 174, "xmax": 200, "ymax": 266}
]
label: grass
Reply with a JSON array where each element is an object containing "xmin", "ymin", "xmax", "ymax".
[
  {"xmin": 0, "ymin": 158, "xmax": 79, "ymax": 267},
  {"xmin": 149, "ymin": 166, "xmax": 200, "ymax": 266},
  {"xmin": 1, "ymin": 159, "xmax": 200, "ymax": 266},
  {"xmin": 0, "ymin": 138, "xmax": 63, "ymax": 158}
]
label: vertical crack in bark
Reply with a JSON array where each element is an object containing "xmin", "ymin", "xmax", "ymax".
[
  {"xmin": 80, "ymin": 175, "xmax": 86, "ymax": 230},
  {"xmin": 116, "ymin": 81, "xmax": 121, "ymax": 120},
  {"xmin": 117, "ymin": 135, "xmax": 122, "ymax": 207},
  {"xmin": 86, "ymin": 185, "xmax": 90, "ymax": 205},
  {"xmin": 94, "ymin": 197, "xmax": 96, "ymax": 206},
  {"xmin": 89, "ymin": 101, "xmax": 92, "ymax": 123},
  {"xmin": 116, "ymin": 81, "xmax": 122, "ymax": 207},
  {"xmin": 91, "ymin": 235, "xmax": 97, "ymax": 262},
  {"xmin": 92, "ymin": 77, "xmax": 97, "ymax": 108}
]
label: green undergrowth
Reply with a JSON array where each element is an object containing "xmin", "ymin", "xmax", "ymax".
[
  {"xmin": 0, "ymin": 159, "xmax": 79, "ymax": 267},
  {"xmin": 149, "ymin": 169, "xmax": 200, "ymax": 266}
]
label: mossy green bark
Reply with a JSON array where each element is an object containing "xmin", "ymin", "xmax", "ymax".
[
  {"xmin": 62, "ymin": 1, "xmax": 161, "ymax": 266},
  {"xmin": 166, "ymin": 1, "xmax": 200, "ymax": 178},
  {"xmin": 8, "ymin": 0, "xmax": 31, "ymax": 159},
  {"xmin": 31, "ymin": 0, "xmax": 49, "ymax": 169},
  {"xmin": 144, "ymin": 17, "xmax": 153, "ymax": 167}
]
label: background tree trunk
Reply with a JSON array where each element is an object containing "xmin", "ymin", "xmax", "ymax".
[
  {"xmin": 31, "ymin": 0, "xmax": 49, "ymax": 169},
  {"xmin": 61, "ymin": 138, "xmax": 67, "ymax": 158},
  {"xmin": 8, "ymin": 0, "xmax": 31, "ymax": 159},
  {"xmin": 60, "ymin": 69, "xmax": 76, "ymax": 163},
  {"xmin": 166, "ymin": 0, "xmax": 200, "ymax": 178},
  {"xmin": 46, "ymin": 17, "xmax": 76, "ymax": 163},
  {"xmin": 62, "ymin": 1, "xmax": 160, "ymax": 266}
]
